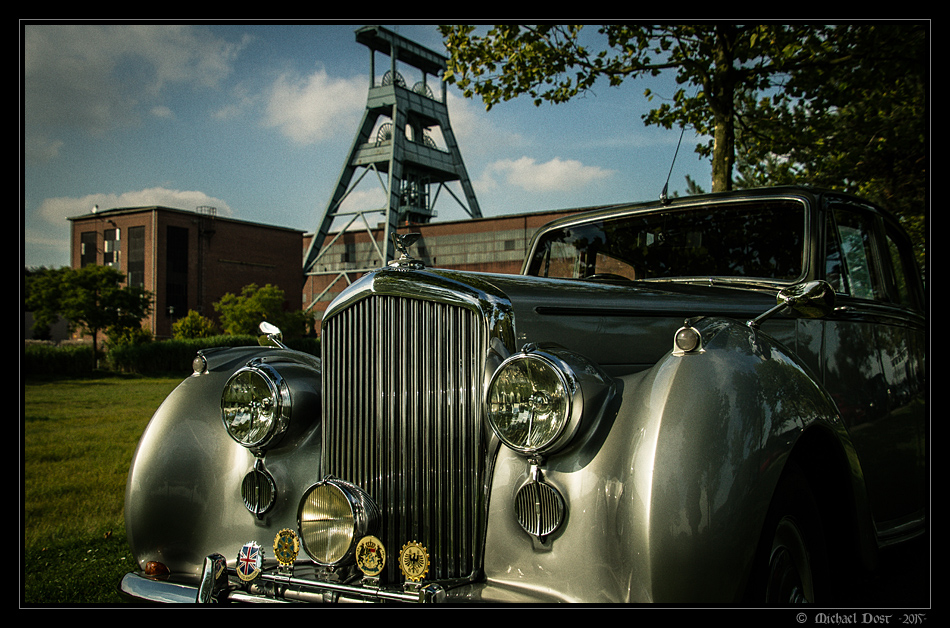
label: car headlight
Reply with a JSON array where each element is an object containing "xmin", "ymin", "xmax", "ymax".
[
  {"xmin": 221, "ymin": 363, "xmax": 291, "ymax": 450},
  {"xmin": 485, "ymin": 347, "xmax": 582, "ymax": 455},
  {"xmin": 297, "ymin": 478, "xmax": 379, "ymax": 567}
]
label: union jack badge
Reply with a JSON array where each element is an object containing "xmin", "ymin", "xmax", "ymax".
[
  {"xmin": 355, "ymin": 535, "xmax": 386, "ymax": 578},
  {"xmin": 236, "ymin": 541, "xmax": 263, "ymax": 582}
]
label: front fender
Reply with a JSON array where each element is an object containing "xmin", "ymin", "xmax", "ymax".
[
  {"xmin": 124, "ymin": 346, "xmax": 323, "ymax": 579},
  {"xmin": 482, "ymin": 317, "xmax": 850, "ymax": 603},
  {"xmin": 644, "ymin": 318, "xmax": 845, "ymax": 602}
]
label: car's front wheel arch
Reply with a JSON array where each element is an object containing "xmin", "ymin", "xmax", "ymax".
[{"xmin": 748, "ymin": 460, "xmax": 830, "ymax": 604}]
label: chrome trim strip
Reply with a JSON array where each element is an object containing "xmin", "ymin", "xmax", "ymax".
[
  {"xmin": 119, "ymin": 570, "xmax": 447, "ymax": 604},
  {"xmin": 119, "ymin": 572, "xmax": 202, "ymax": 604}
]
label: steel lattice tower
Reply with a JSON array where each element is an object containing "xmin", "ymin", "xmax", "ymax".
[{"xmin": 303, "ymin": 25, "xmax": 481, "ymax": 310}]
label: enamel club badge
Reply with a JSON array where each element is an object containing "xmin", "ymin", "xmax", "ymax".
[
  {"xmin": 236, "ymin": 541, "xmax": 263, "ymax": 582},
  {"xmin": 398, "ymin": 540, "xmax": 430, "ymax": 582},
  {"xmin": 355, "ymin": 535, "xmax": 387, "ymax": 578},
  {"xmin": 273, "ymin": 529, "xmax": 300, "ymax": 567}
]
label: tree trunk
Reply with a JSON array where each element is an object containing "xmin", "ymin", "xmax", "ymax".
[
  {"xmin": 711, "ymin": 113, "xmax": 735, "ymax": 192},
  {"xmin": 92, "ymin": 330, "xmax": 100, "ymax": 371},
  {"xmin": 710, "ymin": 24, "xmax": 737, "ymax": 193}
]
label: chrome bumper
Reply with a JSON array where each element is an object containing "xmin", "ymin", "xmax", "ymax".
[{"xmin": 119, "ymin": 554, "xmax": 449, "ymax": 604}]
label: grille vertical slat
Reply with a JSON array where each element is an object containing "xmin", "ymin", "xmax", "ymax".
[{"xmin": 322, "ymin": 294, "xmax": 485, "ymax": 582}]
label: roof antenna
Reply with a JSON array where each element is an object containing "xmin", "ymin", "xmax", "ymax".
[{"xmin": 660, "ymin": 124, "xmax": 687, "ymax": 206}]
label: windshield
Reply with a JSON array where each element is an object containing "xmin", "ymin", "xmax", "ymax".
[{"xmin": 526, "ymin": 200, "xmax": 806, "ymax": 283}]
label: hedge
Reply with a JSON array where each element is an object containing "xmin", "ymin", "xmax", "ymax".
[
  {"xmin": 24, "ymin": 336, "xmax": 321, "ymax": 378},
  {"xmin": 23, "ymin": 343, "xmax": 97, "ymax": 378}
]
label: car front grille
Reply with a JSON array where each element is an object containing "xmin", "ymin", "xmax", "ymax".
[{"xmin": 321, "ymin": 293, "xmax": 487, "ymax": 583}]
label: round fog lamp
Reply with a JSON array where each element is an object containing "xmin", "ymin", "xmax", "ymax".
[{"xmin": 298, "ymin": 478, "xmax": 379, "ymax": 567}]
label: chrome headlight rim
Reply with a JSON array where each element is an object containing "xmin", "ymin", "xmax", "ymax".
[
  {"xmin": 297, "ymin": 477, "xmax": 380, "ymax": 568},
  {"xmin": 485, "ymin": 347, "xmax": 582, "ymax": 456},
  {"xmin": 220, "ymin": 362, "xmax": 292, "ymax": 450}
]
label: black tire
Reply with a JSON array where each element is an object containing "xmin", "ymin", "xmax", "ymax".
[{"xmin": 748, "ymin": 461, "xmax": 830, "ymax": 604}]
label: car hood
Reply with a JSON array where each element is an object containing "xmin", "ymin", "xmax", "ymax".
[
  {"xmin": 455, "ymin": 269, "xmax": 785, "ymax": 371},
  {"xmin": 326, "ymin": 266, "xmax": 785, "ymax": 373}
]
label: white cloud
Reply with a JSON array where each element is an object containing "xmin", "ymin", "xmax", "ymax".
[
  {"xmin": 150, "ymin": 105, "xmax": 175, "ymax": 119},
  {"xmin": 262, "ymin": 67, "xmax": 365, "ymax": 145},
  {"xmin": 482, "ymin": 156, "xmax": 614, "ymax": 193},
  {"xmin": 36, "ymin": 187, "xmax": 233, "ymax": 227},
  {"xmin": 23, "ymin": 24, "xmax": 246, "ymax": 144}
]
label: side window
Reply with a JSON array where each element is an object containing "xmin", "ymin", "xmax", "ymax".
[
  {"xmin": 883, "ymin": 223, "xmax": 918, "ymax": 309},
  {"xmin": 827, "ymin": 207, "xmax": 885, "ymax": 301},
  {"xmin": 824, "ymin": 214, "xmax": 845, "ymax": 293}
]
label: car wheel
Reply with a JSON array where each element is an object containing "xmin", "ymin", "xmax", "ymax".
[
  {"xmin": 766, "ymin": 515, "xmax": 814, "ymax": 603},
  {"xmin": 750, "ymin": 462, "xmax": 829, "ymax": 604}
]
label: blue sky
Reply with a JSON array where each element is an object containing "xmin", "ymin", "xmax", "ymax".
[{"xmin": 22, "ymin": 23, "xmax": 712, "ymax": 269}]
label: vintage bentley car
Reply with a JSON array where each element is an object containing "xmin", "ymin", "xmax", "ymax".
[{"xmin": 119, "ymin": 186, "xmax": 926, "ymax": 604}]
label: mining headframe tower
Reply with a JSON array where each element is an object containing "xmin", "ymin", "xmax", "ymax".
[{"xmin": 303, "ymin": 25, "xmax": 481, "ymax": 311}]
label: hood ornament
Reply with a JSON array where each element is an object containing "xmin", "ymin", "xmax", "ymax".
[{"xmin": 389, "ymin": 232, "xmax": 425, "ymax": 269}]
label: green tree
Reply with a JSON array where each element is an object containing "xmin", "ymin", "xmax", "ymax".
[
  {"xmin": 439, "ymin": 24, "xmax": 925, "ymax": 200},
  {"xmin": 26, "ymin": 265, "xmax": 153, "ymax": 368},
  {"xmin": 25, "ymin": 266, "xmax": 70, "ymax": 339},
  {"xmin": 733, "ymin": 23, "xmax": 927, "ymax": 269},
  {"xmin": 214, "ymin": 283, "xmax": 311, "ymax": 339},
  {"xmin": 172, "ymin": 310, "xmax": 220, "ymax": 339}
]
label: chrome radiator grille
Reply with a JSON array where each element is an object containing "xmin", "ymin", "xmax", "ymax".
[{"xmin": 322, "ymin": 294, "xmax": 487, "ymax": 582}]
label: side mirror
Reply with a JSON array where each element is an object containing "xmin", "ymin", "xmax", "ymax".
[
  {"xmin": 258, "ymin": 321, "xmax": 286, "ymax": 348},
  {"xmin": 748, "ymin": 280, "xmax": 835, "ymax": 328}
]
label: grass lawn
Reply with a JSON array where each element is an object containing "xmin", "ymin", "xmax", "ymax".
[{"xmin": 22, "ymin": 375, "xmax": 183, "ymax": 605}]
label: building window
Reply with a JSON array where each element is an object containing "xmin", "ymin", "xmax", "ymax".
[
  {"xmin": 127, "ymin": 226, "xmax": 145, "ymax": 288},
  {"xmin": 166, "ymin": 226, "xmax": 189, "ymax": 318},
  {"xmin": 104, "ymin": 228, "xmax": 121, "ymax": 268},
  {"xmin": 80, "ymin": 231, "xmax": 97, "ymax": 267}
]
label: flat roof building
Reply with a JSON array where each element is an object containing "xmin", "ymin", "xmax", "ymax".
[{"xmin": 68, "ymin": 206, "xmax": 304, "ymax": 339}]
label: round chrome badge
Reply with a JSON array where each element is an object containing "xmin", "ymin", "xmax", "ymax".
[
  {"xmin": 236, "ymin": 541, "xmax": 263, "ymax": 582},
  {"xmin": 398, "ymin": 540, "xmax": 429, "ymax": 582},
  {"xmin": 355, "ymin": 535, "xmax": 386, "ymax": 578}
]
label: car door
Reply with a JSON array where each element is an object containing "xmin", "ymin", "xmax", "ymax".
[{"xmin": 821, "ymin": 200, "xmax": 926, "ymax": 537}]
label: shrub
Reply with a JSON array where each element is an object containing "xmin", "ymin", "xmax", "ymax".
[
  {"xmin": 172, "ymin": 310, "xmax": 219, "ymax": 339},
  {"xmin": 25, "ymin": 334, "xmax": 320, "ymax": 379},
  {"xmin": 107, "ymin": 335, "xmax": 258, "ymax": 375},
  {"xmin": 108, "ymin": 325, "xmax": 153, "ymax": 345},
  {"xmin": 24, "ymin": 343, "xmax": 96, "ymax": 378}
]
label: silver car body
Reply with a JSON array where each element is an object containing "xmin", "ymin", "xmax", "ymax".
[{"xmin": 119, "ymin": 187, "xmax": 926, "ymax": 604}]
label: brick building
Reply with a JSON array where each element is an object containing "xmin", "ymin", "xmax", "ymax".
[
  {"xmin": 68, "ymin": 206, "xmax": 304, "ymax": 339},
  {"xmin": 67, "ymin": 204, "xmax": 593, "ymax": 339}
]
